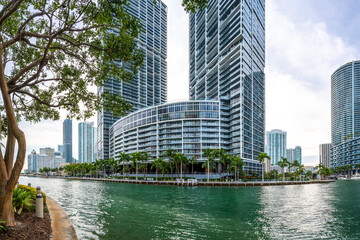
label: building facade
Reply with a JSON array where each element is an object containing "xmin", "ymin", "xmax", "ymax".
[
  {"xmin": 286, "ymin": 148, "xmax": 295, "ymax": 163},
  {"xmin": 110, "ymin": 101, "xmax": 220, "ymax": 158},
  {"xmin": 58, "ymin": 145, "xmax": 63, "ymax": 156},
  {"xmin": 39, "ymin": 147, "xmax": 55, "ymax": 161},
  {"xmin": 28, "ymin": 150, "xmax": 37, "ymax": 173},
  {"xmin": 189, "ymin": 0, "xmax": 265, "ymax": 169},
  {"xmin": 331, "ymin": 60, "xmax": 360, "ymax": 145},
  {"xmin": 78, "ymin": 122, "xmax": 97, "ymax": 163},
  {"xmin": 330, "ymin": 137, "xmax": 360, "ymax": 170},
  {"xmin": 294, "ymin": 146, "xmax": 302, "ymax": 164},
  {"xmin": 266, "ymin": 129, "xmax": 287, "ymax": 165},
  {"xmin": 63, "ymin": 119, "xmax": 73, "ymax": 163},
  {"xmin": 331, "ymin": 60, "xmax": 360, "ymax": 168},
  {"xmin": 98, "ymin": 0, "xmax": 168, "ymax": 160},
  {"xmin": 319, "ymin": 143, "xmax": 331, "ymax": 168}
]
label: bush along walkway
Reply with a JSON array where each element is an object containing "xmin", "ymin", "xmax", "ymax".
[{"xmin": 0, "ymin": 184, "xmax": 51, "ymax": 240}]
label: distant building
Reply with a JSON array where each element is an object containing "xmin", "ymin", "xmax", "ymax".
[
  {"xmin": 286, "ymin": 148, "xmax": 295, "ymax": 163},
  {"xmin": 27, "ymin": 150, "xmax": 37, "ymax": 173},
  {"xmin": 54, "ymin": 151, "xmax": 61, "ymax": 157},
  {"xmin": 319, "ymin": 143, "xmax": 331, "ymax": 168},
  {"xmin": 39, "ymin": 147, "xmax": 55, "ymax": 160},
  {"xmin": 63, "ymin": 119, "xmax": 72, "ymax": 163},
  {"xmin": 57, "ymin": 145, "xmax": 63, "ymax": 156},
  {"xmin": 78, "ymin": 122, "xmax": 96, "ymax": 163},
  {"xmin": 294, "ymin": 146, "xmax": 302, "ymax": 164},
  {"xmin": 264, "ymin": 158, "xmax": 271, "ymax": 173},
  {"xmin": 266, "ymin": 129, "xmax": 287, "ymax": 165},
  {"xmin": 52, "ymin": 156, "xmax": 66, "ymax": 169}
]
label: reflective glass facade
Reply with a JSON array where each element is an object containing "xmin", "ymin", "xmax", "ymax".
[
  {"xmin": 98, "ymin": 0, "xmax": 167, "ymax": 159},
  {"xmin": 189, "ymin": 0, "xmax": 265, "ymax": 170},
  {"xmin": 331, "ymin": 60, "xmax": 360, "ymax": 145},
  {"xmin": 110, "ymin": 101, "xmax": 221, "ymax": 161},
  {"xmin": 63, "ymin": 119, "xmax": 73, "ymax": 163},
  {"xmin": 78, "ymin": 122, "xmax": 97, "ymax": 163},
  {"xmin": 266, "ymin": 129, "xmax": 287, "ymax": 165},
  {"xmin": 330, "ymin": 137, "xmax": 360, "ymax": 169},
  {"xmin": 331, "ymin": 60, "xmax": 360, "ymax": 168}
]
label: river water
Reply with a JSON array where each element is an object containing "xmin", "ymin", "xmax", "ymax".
[{"xmin": 19, "ymin": 176, "xmax": 360, "ymax": 240}]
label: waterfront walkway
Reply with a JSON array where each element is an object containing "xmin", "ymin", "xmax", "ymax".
[{"xmin": 29, "ymin": 175, "xmax": 335, "ymax": 187}]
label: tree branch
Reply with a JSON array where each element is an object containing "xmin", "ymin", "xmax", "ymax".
[{"xmin": 0, "ymin": 0, "xmax": 24, "ymax": 27}]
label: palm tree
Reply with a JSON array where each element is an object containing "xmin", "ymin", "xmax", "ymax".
[
  {"xmin": 160, "ymin": 160, "xmax": 168, "ymax": 179},
  {"xmin": 130, "ymin": 151, "xmax": 144, "ymax": 181},
  {"xmin": 257, "ymin": 152, "xmax": 270, "ymax": 182},
  {"xmin": 305, "ymin": 170, "xmax": 313, "ymax": 180},
  {"xmin": 151, "ymin": 157, "xmax": 164, "ymax": 181},
  {"xmin": 174, "ymin": 152, "xmax": 188, "ymax": 180},
  {"xmin": 189, "ymin": 156, "xmax": 198, "ymax": 178},
  {"xmin": 203, "ymin": 148, "xmax": 215, "ymax": 182},
  {"xmin": 98, "ymin": 159, "xmax": 107, "ymax": 178},
  {"xmin": 215, "ymin": 148, "xmax": 228, "ymax": 179},
  {"xmin": 355, "ymin": 164, "xmax": 360, "ymax": 175},
  {"xmin": 230, "ymin": 155, "xmax": 245, "ymax": 182},
  {"xmin": 277, "ymin": 158, "xmax": 287, "ymax": 181},
  {"xmin": 142, "ymin": 152, "xmax": 151, "ymax": 178},
  {"xmin": 292, "ymin": 160, "xmax": 300, "ymax": 181},
  {"xmin": 162, "ymin": 149, "xmax": 176, "ymax": 181},
  {"xmin": 107, "ymin": 158, "xmax": 116, "ymax": 177},
  {"xmin": 118, "ymin": 152, "xmax": 130, "ymax": 177},
  {"xmin": 344, "ymin": 165, "xmax": 352, "ymax": 177},
  {"xmin": 316, "ymin": 163, "xmax": 325, "ymax": 180},
  {"xmin": 297, "ymin": 164, "xmax": 305, "ymax": 182}
]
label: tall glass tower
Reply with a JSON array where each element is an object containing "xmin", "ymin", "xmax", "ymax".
[
  {"xmin": 78, "ymin": 122, "xmax": 96, "ymax": 163},
  {"xmin": 189, "ymin": 0, "xmax": 265, "ymax": 168},
  {"xmin": 266, "ymin": 129, "xmax": 286, "ymax": 165},
  {"xmin": 331, "ymin": 60, "xmax": 360, "ymax": 145},
  {"xmin": 63, "ymin": 119, "xmax": 73, "ymax": 163},
  {"xmin": 98, "ymin": 0, "xmax": 167, "ymax": 159}
]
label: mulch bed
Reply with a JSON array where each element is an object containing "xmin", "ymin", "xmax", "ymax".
[{"xmin": 0, "ymin": 206, "xmax": 52, "ymax": 240}]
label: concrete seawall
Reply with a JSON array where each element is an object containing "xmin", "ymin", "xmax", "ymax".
[
  {"xmin": 35, "ymin": 176, "xmax": 335, "ymax": 187},
  {"xmin": 47, "ymin": 197, "xmax": 78, "ymax": 240}
]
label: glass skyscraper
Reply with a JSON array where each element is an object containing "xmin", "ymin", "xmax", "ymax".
[
  {"xmin": 78, "ymin": 122, "xmax": 97, "ymax": 163},
  {"xmin": 63, "ymin": 119, "xmax": 72, "ymax": 163},
  {"xmin": 331, "ymin": 60, "xmax": 360, "ymax": 145},
  {"xmin": 331, "ymin": 60, "xmax": 360, "ymax": 169},
  {"xmin": 189, "ymin": 0, "xmax": 265, "ymax": 169},
  {"xmin": 266, "ymin": 129, "xmax": 287, "ymax": 165},
  {"xmin": 98, "ymin": 0, "xmax": 167, "ymax": 160}
]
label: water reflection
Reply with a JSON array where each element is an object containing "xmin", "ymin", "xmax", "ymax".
[{"xmin": 19, "ymin": 177, "xmax": 360, "ymax": 240}]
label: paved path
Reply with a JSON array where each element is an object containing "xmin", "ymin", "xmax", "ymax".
[{"xmin": 47, "ymin": 197, "xmax": 78, "ymax": 240}]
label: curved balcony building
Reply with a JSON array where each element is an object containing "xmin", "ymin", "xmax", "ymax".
[
  {"xmin": 331, "ymin": 60, "xmax": 360, "ymax": 169},
  {"xmin": 331, "ymin": 60, "xmax": 360, "ymax": 145},
  {"xmin": 109, "ymin": 101, "xmax": 221, "ymax": 161}
]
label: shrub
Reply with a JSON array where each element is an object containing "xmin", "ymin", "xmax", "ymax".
[
  {"xmin": 12, "ymin": 188, "xmax": 35, "ymax": 214},
  {"xmin": 17, "ymin": 184, "xmax": 46, "ymax": 204},
  {"xmin": 0, "ymin": 221, "xmax": 8, "ymax": 232}
]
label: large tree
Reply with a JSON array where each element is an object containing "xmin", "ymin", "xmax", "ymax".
[{"xmin": 0, "ymin": 0, "xmax": 208, "ymax": 226}]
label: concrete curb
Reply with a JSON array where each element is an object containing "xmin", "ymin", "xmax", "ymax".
[{"xmin": 47, "ymin": 196, "xmax": 78, "ymax": 240}]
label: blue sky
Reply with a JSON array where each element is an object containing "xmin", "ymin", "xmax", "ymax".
[{"xmin": 20, "ymin": 0, "xmax": 360, "ymax": 167}]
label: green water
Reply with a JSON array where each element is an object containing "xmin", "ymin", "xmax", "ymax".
[{"xmin": 19, "ymin": 177, "xmax": 360, "ymax": 239}]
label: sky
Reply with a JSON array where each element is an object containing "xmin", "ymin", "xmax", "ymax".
[{"xmin": 20, "ymin": 0, "xmax": 360, "ymax": 167}]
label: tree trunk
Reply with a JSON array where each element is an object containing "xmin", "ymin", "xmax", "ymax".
[
  {"xmin": 180, "ymin": 163, "xmax": 183, "ymax": 180},
  {"xmin": 283, "ymin": 168, "xmax": 285, "ymax": 181},
  {"xmin": 207, "ymin": 161, "xmax": 210, "ymax": 182},
  {"xmin": 0, "ymin": 52, "xmax": 27, "ymax": 226}
]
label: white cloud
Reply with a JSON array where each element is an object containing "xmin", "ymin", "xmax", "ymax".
[{"xmin": 266, "ymin": 0, "xmax": 359, "ymax": 165}]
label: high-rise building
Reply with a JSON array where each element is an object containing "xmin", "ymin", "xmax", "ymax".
[
  {"xmin": 63, "ymin": 119, "xmax": 73, "ymax": 163},
  {"xmin": 331, "ymin": 60, "xmax": 360, "ymax": 169},
  {"xmin": 39, "ymin": 147, "xmax": 55, "ymax": 160},
  {"xmin": 98, "ymin": 0, "xmax": 168, "ymax": 160},
  {"xmin": 294, "ymin": 146, "xmax": 302, "ymax": 164},
  {"xmin": 189, "ymin": 0, "xmax": 265, "ymax": 169},
  {"xmin": 331, "ymin": 60, "xmax": 360, "ymax": 145},
  {"xmin": 78, "ymin": 122, "xmax": 96, "ymax": 163},
  {"xmin": 108, "ymin": 0, "xmax": 266, "ymax": 174},
  {"xmin": 319, "ymin": 143, "xmax": 331, "ymax": 168},
  {"xmin": 286, "ymin": 148, "xmax": 295, "ymax": 163},
  {"xmin": 28, "ymin": 150, "xmax": 37, "ymax": 172},
  {"xmin": 57, "ymin": 145, "xmax": 63, "ymax": 156},
  {"xmin": 266, "ymin": 129, "xmax": 287, "ymax": 165}
]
